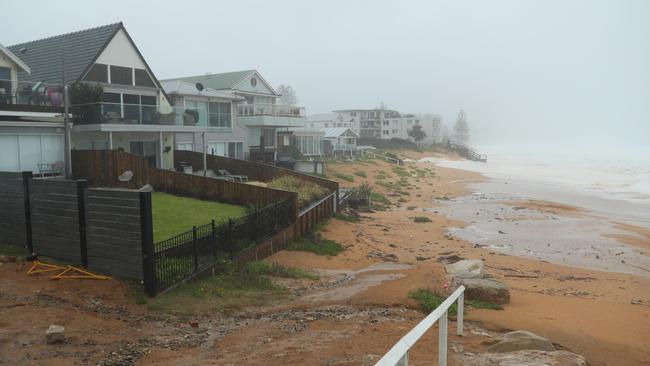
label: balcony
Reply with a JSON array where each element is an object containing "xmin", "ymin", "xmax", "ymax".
[
  {"xmin": 0, "ymin": 79, "xmax": 64, "ymax": 114},
  {"xmin": 70, "ymin": 103, "xmax": 232, "ymax": 131},
  {"xmin": 237, "ymin": 103, "xmax": 306, "ymax": 127}
]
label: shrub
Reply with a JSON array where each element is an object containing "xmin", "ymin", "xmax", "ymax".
[
  {"xmin": 412, "ymin": 216, "xmax": 432, "ymax": 223},
  {"xmin": 334, "ymin": 213, "xmax": 361, "ymax": 222},
  {"xmin": 354, "ymin": 170, "xmax": 367, "ymax": 178},
  {"xmin": 268, "ymin": 176, "xmax": 328, "ymax": 208},
  {"xmin": 374, "ymin": 173, "xmax": 387, "ymax": 180},
  {"xmin": 409, "ymin": 288, "xmax": 458, "ymax": 315}
]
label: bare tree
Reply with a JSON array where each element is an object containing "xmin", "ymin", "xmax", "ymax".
[
  {"xmin": 277, "ymin": 84, "xmax": 298, "ymax": 105},
  {"xmin": 453, "ymin": 109, "xmax": 470, "ymax": 144}
]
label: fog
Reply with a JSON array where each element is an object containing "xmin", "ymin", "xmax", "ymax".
[{"xmin": 5, "ymin": 0, "xmax": 649, "ymax": 149}]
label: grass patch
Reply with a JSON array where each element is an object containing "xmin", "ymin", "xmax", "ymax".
[
  {"xmin": 286, "ymin": 237, "xmax": 344, "ymax": 256},
  {"xmin": 153, "ymin": 192, "xmax": 246, "ymax": 242},
  {"xmin": 0, "ymin": 243, "xmax": 29, "ymax": 257},
  {"xmin": 412, "ymin": 216, "xmax": 432, "ymax": 223},
  {"xmin": 416, "ymin": 256, "xmax": 427, "ymax": 261},
  {"xmin": 147, "ymin": 261, "xmax": 286, "ymax": 313},
  {"xmin": 332, "ymin": 172, "xmax": 355, "ymax": 182},
  {"xmin": 467, "ymin": 299, "xmax": 503, "ymax": 310},
  {"xmin": 374, "ymin": 174, "xmax": 387, "ymax": 180},
  {"xmin": 393, "ymin": 166, "xmax": 410, "ymax": 177},
  {"xmin": 334, "ymin": 213, "xmax": 361, "ymax": 222},
  {"xmin": 407, "ymin": 206, "xmax": 417, "ymax": 210},
  {"xmin": 354, "ymin": 170, "xmax": 367, "ymax": 178},
  {"xmin": 398, "ymin": 197, "xmax": 407, "ymax": 203},
  {"xmin": 268, "ymin": 176, "xmax": 328, "ymax": 209},
  {"xmin": 409, "ymin": 289, "xmax": 458, "ymax": 315},
  {"xmin": 370, "ymin": 192, "xmax": 391, "ymax": 206},
  {"xmin": 248, "ymin": 261, "xmax": 319, "ymax": 280}
]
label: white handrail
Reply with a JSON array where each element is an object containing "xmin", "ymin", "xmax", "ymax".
[{"xmin": 375, "ymin": 286, "xmax": 465, "ymax": 366}]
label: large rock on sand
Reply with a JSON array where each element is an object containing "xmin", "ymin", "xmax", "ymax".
[
  {"xmin": 487, "ymin": 330, "xmax": 556, "ymax": 352},
  {"xmin": 455, "ymin": 350, "xmax": 586, "ymax": 366},
  {"xmin": 445, "ymin": 259, "xmax": 485, "ymax": 278},
  {"xmin": 451, "ymin": 277, "xmax": 510, "ymax": 304}
]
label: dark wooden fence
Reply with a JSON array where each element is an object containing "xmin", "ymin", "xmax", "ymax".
[
  {"xmin": 174, "ymin": 150, "xmax": 339, "ymax": 193},
  {"xmin": 0, "ymin": 172, "xmax": 29, "ymax": 248},
  {"xmin": 72, "ymin": 150, "xmax": 298, "ymax": 210},
  {"xmin": 0, "ymin": 172, "xmax": 149, "ymax": 281}
]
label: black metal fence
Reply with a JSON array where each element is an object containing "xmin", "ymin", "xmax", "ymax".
[{"xmin": 150, "ymin": 198, "xmax": 295, "ymax": 294}]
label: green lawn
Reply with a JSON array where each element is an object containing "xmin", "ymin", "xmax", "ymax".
[{"xmin": 152, "ymin": 192, "xmax": 246, "ymax": 242}]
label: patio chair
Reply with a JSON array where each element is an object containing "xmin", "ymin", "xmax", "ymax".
[
  {"xmin": 37, "ymin": 161, "xmax": 64, "ymax": 178},
  {"xmin": 217, "ymin": 169, "xmax": 248, "ymax": 183}
]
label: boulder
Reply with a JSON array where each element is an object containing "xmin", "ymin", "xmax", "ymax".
[
  {"xmin": 454, "ymin": 350, "xmax": 586, "ymax": 366},
  {"xmin": 452, "ymin": 277, "xmax": 510, "ymax": 304},
  {"xmin": 45, "ymin": 325, "xmax": 65, "ymax": 344},
  {"xmin": 487, "ymin": 330, "xmax": 556, "ymax": 352},
  {"xmin": 445, "ymin": 259, "xmax": 485, "ymax": 278}
]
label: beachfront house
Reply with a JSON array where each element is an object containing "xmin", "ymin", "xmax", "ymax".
[
  {"xmin": 322, "ymin": 127, "xmax": 358, "ymax": 157},
  {"xmin": 8, "ymin": 22, "xmax": 193, "ymax": 169},
  {"xmin": 333, "ymin": 108, "xmax": 400, "ymax": 139},
  {"xmin": 162, "ymin": 70, "xmax": 307, "ymax": 161},
  {"xmin": 0, "ymin": 43, "xmax": 65, "ymax": 174},
  {"xmin": 161, "ymin": 80, "xmax": 247, "ymax": 159}
]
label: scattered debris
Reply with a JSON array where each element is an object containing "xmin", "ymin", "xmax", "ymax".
[{"xmin": 45, "ymin": 325, "xmax": 65, "ymax": 344}]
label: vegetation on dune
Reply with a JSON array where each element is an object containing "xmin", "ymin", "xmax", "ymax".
[
  {"xmin": 412, "ymin": 216, "xmax": 432, "ymax": 223},
  {"xmin": 354, "ymin": 170, "xmax": 367, "ymax": 178},
  {"xmin": 247, "ymin": 261, "xmax": 319, "ymax": 280},
  {"xmin": 152, "ymin": 192, "xmax": 246, "ymax": 242},
  {"xmin": 409, "ymin": 288, "xmax": 458, "ymax": 315},
  {"xmin": 334, "ymin": 213, "xmax": 361, "ymax": 222},
  {"xmin": 331, "ymin": 172, "xmax": 355, "ymax": 182},
  {"xmin": 267, "ymin": 176, "xmax": 328, "ymax": 208},
  {"xmin": 286, "ymin": 237, "xmax": 344, "ymax": 256}
]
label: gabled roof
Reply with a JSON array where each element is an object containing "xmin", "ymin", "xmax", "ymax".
[
  {"xmin": 161, "ymin": 80, "xmax": 244, "ymax": 100},
  {"xmin": 323, "ymin": 127, "xmax": 358, "ymax": 138},
  {"xmin": 0, "ymin": 43, "xmax": 30, "ymax": 73},
  {"xmin": 8, "ymin": 23, "xmax": 122, "ymax": 84},
  {"xmin": 163, "ymin": 69, "xmax": 279, "ymax": 95}
]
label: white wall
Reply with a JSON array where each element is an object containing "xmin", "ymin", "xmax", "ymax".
[
  {"xmin": 95, "ymin": 29, "xmax": 147, "ymax": 69},
  {"xmin": 235, "ymin": 72, "xmax": 276, "ymax": 96}
]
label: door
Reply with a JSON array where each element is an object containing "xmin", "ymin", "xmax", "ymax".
[{"xmin": 130, "ymin": 141, "xmax": 158, "ymax": 167}]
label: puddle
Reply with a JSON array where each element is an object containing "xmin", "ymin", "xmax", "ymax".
[{"xmin": 301, "ymin": 263, "xmax": 412, "ymax": 303}]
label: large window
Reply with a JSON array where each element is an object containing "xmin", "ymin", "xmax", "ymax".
[
  {"xmin": 0, "ymin": 134, "xmax": 63, "ymax": 172},
  {"xmin": 84, "ymin": 63, "xmax": 108, "ymax": 82},
  {"xmin": 208, "ymin": 102, "xmax": 232, "ymax": 128},
  {"xmin": 110, "ymin": 65, "xmax": 133, "ymax": 85},
  {"xmin": 261, "ymin": 128, "xmax": 275, "ymax": 147},
  {"xmin": 177, "ymin": 143, "xmax": 194, "ymax": 151},
  {"xmin": 135, "ymin": 69, "xmax": 156, "ymax": 87}
]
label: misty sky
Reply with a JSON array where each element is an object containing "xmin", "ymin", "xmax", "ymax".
[{"xmin": 5, "ymin": 0, "xmax": 649, "ymax": 147}]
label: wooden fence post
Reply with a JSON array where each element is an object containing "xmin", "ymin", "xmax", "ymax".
[
  {"xmin": 21, "ymin": 171, "xmax": 33, "ymax": 253},
  {"xmin": 139, "ymin": 191, "xmax": 156, "ymax": 297},
  {"xmin": 76, "ymin": 179, "xmax": 88, "ymax": 267}
]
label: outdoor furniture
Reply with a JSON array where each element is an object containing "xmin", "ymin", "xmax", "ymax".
[
  {"xmin": 37, "ymin": 161, "xmax": 64, "ymax": 178},
  {"xmin": 217, "ymin": 169, "xmax": 248, "ymax": 182}
]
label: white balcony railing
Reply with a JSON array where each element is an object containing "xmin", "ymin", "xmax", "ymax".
[{"xmin": 238, "ymin": 103, "xmax": 305, "ymax": 118}]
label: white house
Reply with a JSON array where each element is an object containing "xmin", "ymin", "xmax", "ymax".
[
  {"xmin": 0, "ymin": 43, "xmax": 65, "ymax": 174},
  {"xmin": 8, "ymin": 22, "xmax": 195, "ymax": 169},
  {"xmin": 162, "ymin": 70, "xmax": 307, "ymax": 161},
  {"xmin": 161, "ymin": 80, "xmax": 248, "ymax": 159},
  {"xmin": 333, "ymin": 108, "xmax": 400, "ymax": 139}
]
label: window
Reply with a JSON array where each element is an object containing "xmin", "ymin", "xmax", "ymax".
[
  {"xmin": 382, "ymin": 130, "xmax": 389, "ymax": 135},
  {"xmin": 392, "ymin": 129, "xmax": 398, "ymax": 134},
  {"xmin": 110, "ymin": 65, "xmax": 133, "ymax": 85},
  {"xmin": 207, "ymin": 142, "xmax": 226, "ymax": 156},
  {"xmin": 208, "ymin": 102, "xmax": 232, "ymax": 128},
  {"xmin": 251, "ymin": 77, "xmax": 257, "ymax": 87},
  {"xmin": 84, "ymin": 63, "xmax": 108, "ymax": 83},
  {"xmin": 134, "ymin": 69, "xmax": 155, "ymax": 87},
  {"xmin": 324, "ymin": 123, "xmax": 329, "ymax": 127},
  {"xmin": 383, "ymin": 120, "xmax": 389, "ymax": 126},
  {"xmin": 261, "ymin": 128, "xmax": 276, "ymax": 147},
  {"xmin": 177, "ymin": 143, "xmax": 194, "ymax": 151},
  {"xmin": 350, "ymin": 112, "xmax": 357, "ymax": 117}
]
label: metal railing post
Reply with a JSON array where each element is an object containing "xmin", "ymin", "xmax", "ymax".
[
  {"xmin": 192, "ymin": 226, "xmax": 198, "ymax": 271},
  {"xmin": 438, "ymin": 310, "xmax": 448, "ymax": 366},
  {"xmin": 457, "ymin": 292, "xmax": 464, "ymax": 336}
]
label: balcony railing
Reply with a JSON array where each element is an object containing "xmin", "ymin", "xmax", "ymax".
[
  {"xmin": 0, "ymin": 79, "xmax": 64, "ymax": 113},
  {"xmin": 70, "ymin": 103, "xmax": 232, "ymax": 128},
  {"xmin": 238, "ymin": 103, "xmax": 305, "ymax": 118}
]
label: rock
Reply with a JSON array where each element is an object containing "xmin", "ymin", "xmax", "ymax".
[
  {"xmin": 487, "ymin": 330, "xmax": 555, "ymax": 352},
  {"xmin": 452, "ymin": 277, "xmax": 510, "ymax": 304},
  {"xmin": 0, "ymin": 255, "xmax": 17, "ymax": 263},
  {"xmin": 455, "ymin": 350, "xmax": 586, "ymax": 366},
  {"xmin": 445, "ymin": 259, "xmax": 485, "ymax": 278},
  {"xmin": 45, "ymin": 325, "xmax": 65, "ymax": 344}
]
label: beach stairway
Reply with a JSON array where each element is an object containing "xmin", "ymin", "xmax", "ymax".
[{"xmin": 446, "ymin": 141, "xmax": 487, "ymax": 162}]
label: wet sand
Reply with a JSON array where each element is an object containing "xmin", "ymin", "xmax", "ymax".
[{"xmin": 271, "ymin": 153, "xmax": 650, "ymax": 365}]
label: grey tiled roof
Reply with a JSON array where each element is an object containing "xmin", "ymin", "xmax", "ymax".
[
  {"xmin": 8, "ymin": 23, "xmax": 122, "ymax": 85},
  {"xmin": 162, "ymin": 70, "xmax": 256, "ymax": 91}
]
